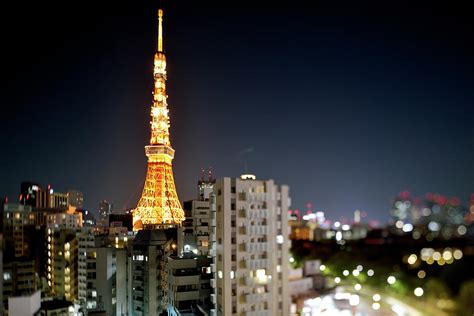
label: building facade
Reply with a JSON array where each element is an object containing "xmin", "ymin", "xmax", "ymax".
[{"xmin": 212, "ymin": 176, "xmax": 290, "ymax": 316}]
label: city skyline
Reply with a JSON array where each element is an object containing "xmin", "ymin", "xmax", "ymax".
[{"xmin": 2, "ymin": 1, "xmax": 473, "ymax": 222}]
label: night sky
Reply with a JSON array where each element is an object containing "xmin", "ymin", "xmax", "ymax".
[{"xmin": 2, "ymin": 1, "xmax": 473, "ymax": 222}]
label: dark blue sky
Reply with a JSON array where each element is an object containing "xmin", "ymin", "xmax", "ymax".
[{"xmin": 2, "ymin": 1, "xmax": 473, "ymax": 222}]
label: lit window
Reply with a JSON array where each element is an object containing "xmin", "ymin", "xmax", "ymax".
[
  {"xmin": 3, "ymin": 272, "xmax": 11, "ymax": 281},
  {"xmin": 218, "ymin": 271, "xmax": 223, "ymax": 279},
  {"xmin": 92, "ymin": 290, "xmax": 97, "ymax": 297},
  {"xmin": 230, "ymin": 271, "xmax": 235, "ymax": 279},
  {"xmin": 276, "ymin": 235, "xmax": 284, "ymax": 244}
]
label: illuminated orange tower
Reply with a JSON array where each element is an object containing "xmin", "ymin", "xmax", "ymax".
[{"xmin": 132, "ymin": 8, "xmax": 185, "ymax": 230}]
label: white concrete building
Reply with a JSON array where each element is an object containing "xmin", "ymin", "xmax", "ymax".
[
  {"xmin": 8, "ymin": 290, "xmax": 41, "ymax": 316},
  {"xmin": 212, "ymin": 176, "xmax": 291, "ymax": 316}
]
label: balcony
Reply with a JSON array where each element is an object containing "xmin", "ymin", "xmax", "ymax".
[
  {"xmin": 175, "ymin": 290, "xmax": 199, "ymax": 301},
  {"xmin": 245, "ymin": 259, "xmax": 268, "ymax": 270},
  {"xmin": 171, "ymin": 274, "xmax": 199, "ymax": 286},
  {"xmin": 245, "ymin": 242, "xmax": 268, "ymax": 252},
  {"xmin": 245, "ymin": 293, "xmax": 269, "ymax": 305}
]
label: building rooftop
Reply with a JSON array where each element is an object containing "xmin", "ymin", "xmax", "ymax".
[{"xmin": 41, "ymin": 299, "xmax": 73, "ymax": 310}]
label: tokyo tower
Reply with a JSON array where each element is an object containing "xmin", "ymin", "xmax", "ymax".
[{"xmin": 132, "ymin": 8, "xmax": 184, "ymax": 231}]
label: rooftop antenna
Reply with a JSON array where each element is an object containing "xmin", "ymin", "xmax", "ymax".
[
  {"xmin": 208, "ymin": 166, "xmax": 213, "ymax": 182},
  {"xmin": 157, "ymin": 7, "xmax": 164, "ymax": 52}
]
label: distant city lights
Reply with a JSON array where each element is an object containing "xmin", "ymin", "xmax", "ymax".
[
  {"xmin": 414, "ymin": 287, "xmax": 424, "ymax": 297},
  {"xmin": 387, "ymin": 276, "xmax": 396, "ymax": 285},
  {"xmin": 349, "ymin": 294, "xmax": 360, "ymax": 307},
  {"xmin": 402, "ymin": 223, "xmax": 413, "ymax": 232}
]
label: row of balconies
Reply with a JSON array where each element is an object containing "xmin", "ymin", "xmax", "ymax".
[
  {"xmin": 241, "ymin": 226, "xmax": 268, "ymax": 236},
  {"xmin": 170, "ymin": 274, "xmax": 200, "ymax": 286},
  {"xmin": 245, "ymin": 259, "xmax": 269, "ymax": 270},
  {"xmin": 245, "ymin": 293, "xmax": 269, "ymax": 305},
  {"xmin": 245, "ymin": 242, "xmax": 268, "ymax": 253},
  {"xmin": 174, "ymin": 290, "xmax": 199, "ymax": 301},
  {"xmin": 244, "ymin": 309, "xmax": 271, "ymax": 316}
]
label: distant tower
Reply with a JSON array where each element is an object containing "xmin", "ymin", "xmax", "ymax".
[{"xmin": 132, "ymin": 8, "xmax": 185, "ymax": 230}]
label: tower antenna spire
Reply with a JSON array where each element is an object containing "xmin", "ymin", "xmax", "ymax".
[{"xmin": 158, "ymin": 8, "xmax": 164, "ymax": 52}]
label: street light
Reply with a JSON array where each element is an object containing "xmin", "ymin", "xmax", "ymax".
[
  {"xmin": 414, "ymin": 287, "xmax": 424, "ymax": 297},
  {"xmin": 387, "ymin": 275, "xmax": 396, "ymax": 285},
  {"xmin": 349, "ymin": 294, "xmax": 360, "ymax": 316}
]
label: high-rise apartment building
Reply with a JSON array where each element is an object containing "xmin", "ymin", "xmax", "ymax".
[
  {"xmin": 212, "ymin": 176, "xmax": 291, "ymax": 316},
  {"xmin": 167, "ymin": 253, "xmax": 213, "ymax": 315},
  {"xmin": 130, "ymin": 228, "xmax": 179, "ymax": 316},
  {"xmin": 67, "ymin": 190, "xmax": 84, "ymax": 209},
  {"xmin": 77, "ymin": 229, "xmax": 119, "ymax": 315},
  {"xmin": 99, "ymin": 200, "xmax": 113, "ymax": 221},
  {"xmin": 2, "ymin": 203, "xmax": 34, "ymax": 258},
  {"xmin": 2, "ymin": 260, "xmax": 37, "ymax": 309},
  {"xmin": 47, "ymin": 228, "xmax": 78, "ymax": 301}
]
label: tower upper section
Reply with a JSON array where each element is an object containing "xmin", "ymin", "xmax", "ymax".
[{"xmin": 150, "ymin": 9, "xmax": 171, "ymax": 152}]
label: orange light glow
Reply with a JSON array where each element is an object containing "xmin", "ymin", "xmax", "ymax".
[{"xmin": 132, "ymin": 8, "xmax": 184, "ymax": 230}]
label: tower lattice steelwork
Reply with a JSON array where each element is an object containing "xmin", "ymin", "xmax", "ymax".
[{"xmin": 132, "ymin": 8, "xmax": 184, "ymax": 231}]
